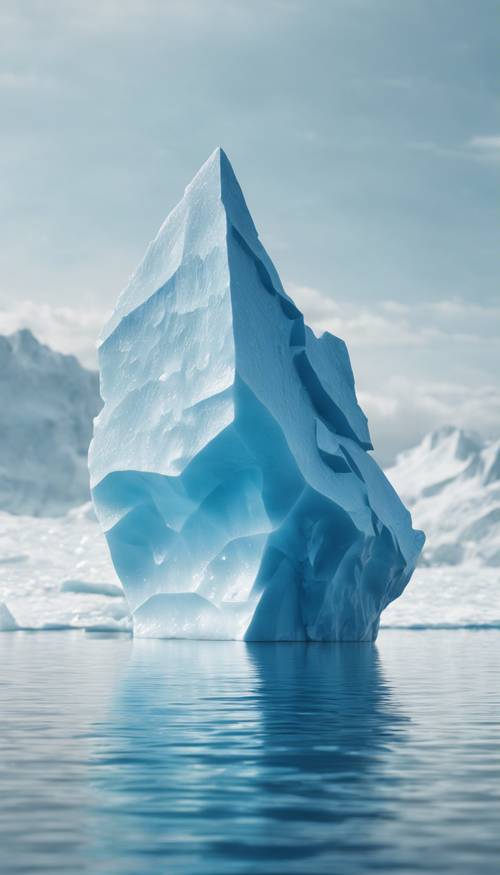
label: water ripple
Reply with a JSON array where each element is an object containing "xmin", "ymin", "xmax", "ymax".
[{"xmin": 0, "ymin": 631, "xmax": 499, "ymax": 874}]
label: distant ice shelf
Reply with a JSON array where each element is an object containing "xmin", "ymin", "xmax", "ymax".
[
  {"xmin": 89, "ymin": 148, "xmax": 424, "ymax": 641},
  {"xmin": 0, "ymin": 504, "xmax": 129, "ymax": 633}
]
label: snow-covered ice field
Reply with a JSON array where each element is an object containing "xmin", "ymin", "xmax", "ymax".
[
  {"xmin": 0, "ymin": 506, "xmax": 129, "ymax": 632},
  {"xmin": 382, "ymin": 565, "xmax": 500, "ymax": 629},
  {"xmin": 0, "ymin": 504, "xmax": 498, "ymax": 634}
]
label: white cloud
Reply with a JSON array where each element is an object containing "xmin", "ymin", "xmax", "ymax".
[
  {"xmin": 467, "ymin": 135, "xmax": 500, "ymax": 161},
  {"xmin": 407, "ymin": 135, "xmax": 500, "ymax": 165},
  {"xmin": 467, "ymin": 135, "xmax": 500, "ymax": 157},
  {"xmin": 361, "ymin": 378, "xmax": 500, "ymax": 465},
  {"xmin": 288, "ymin": 284, "xmax": 500, "ymax": 348},
  {"xmin": 0, "ymin": 71, "xmax": 57, "ymax": 91},
  {"xmin": 0, "ymin": 299, "xmax": 107, "ymax": 368}
]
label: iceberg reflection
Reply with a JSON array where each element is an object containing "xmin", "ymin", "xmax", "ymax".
[{"xmin": 87, "ymin": 640, "xmax": 408, "ymax": 873}]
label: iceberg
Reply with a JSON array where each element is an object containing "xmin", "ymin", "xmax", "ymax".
[{"xmin": 89, "ymin": 148, "xmax": 424, "ymax": 641}]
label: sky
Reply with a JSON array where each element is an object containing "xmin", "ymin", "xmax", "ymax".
[{"xmin": 0, "ymin": 0, "xmax": 498, "ymax": 463}]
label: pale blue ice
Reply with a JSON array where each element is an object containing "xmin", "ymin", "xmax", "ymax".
[{"xmin": 89, "ymin": 149, "xmax": 424, "ymax": 641}]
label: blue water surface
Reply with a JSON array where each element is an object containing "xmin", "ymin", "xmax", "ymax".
[{"xmin": 0, "ymin": 631, "xmax": 499, "ymax": 874}]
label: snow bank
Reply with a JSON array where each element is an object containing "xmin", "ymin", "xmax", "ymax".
[{"xmin": 0, "ymin": 504, "xmax": 130, "ymax": 632}]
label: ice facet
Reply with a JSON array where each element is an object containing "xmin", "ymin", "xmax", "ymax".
[{"xmin": 89, "ymin": 148, "xmax": 424, "ymax": 641}]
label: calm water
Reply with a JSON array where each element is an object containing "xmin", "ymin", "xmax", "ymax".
[{"xmin": 0, "ymin": 631, "xmax": 499, "ymax": 874}]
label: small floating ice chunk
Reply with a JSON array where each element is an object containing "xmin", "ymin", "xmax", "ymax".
[
  {"xmin": 0, "ymin": 602, "xmax": 19, "ymax": 631},
  {"xmin": 60, "ymin": 579, "xmax": 124, "ymax": 598},
  {"xmin": 0, "ymin": 554, "xmax": 28, "ymax": 565}
]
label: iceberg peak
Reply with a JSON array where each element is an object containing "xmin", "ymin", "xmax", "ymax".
[{"xmin": 90, "ymin": 150, "xmax": 424, "ymax": 641}]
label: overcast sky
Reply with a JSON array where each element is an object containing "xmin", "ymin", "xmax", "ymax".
[{"xmin": 1, "ymin": 0, "xmax": 498, "ymax": 462}]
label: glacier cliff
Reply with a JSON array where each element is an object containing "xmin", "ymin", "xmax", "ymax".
[
  {"xmin": 0, "ymin": 329, "xmax": 101, "ymax": 516},
  {"xmin": 89, "ymin": 148, "xmax": 424, "ymax": 641}
]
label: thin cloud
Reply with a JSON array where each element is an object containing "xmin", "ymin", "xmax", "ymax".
[
  {"xmin": 466, "ymin": 135, "xmax": 500, "ymax": 165},
  {"xmin": 409, "ymin": 135, "xmax": 500, "ymax": 165},
  {"xmin": 288, "ymin": 284, "xmax": 500, "ymax": 348},
  {"xmin": 363, "ymin": 377, "xmax": 500, "ymax": 465},
  {"xmin": 468, "ymin": 135, "xmax": 500, "ymax": 151},
  {"xmin": 0, "ymin": 300, "xmax": 108, "ymax": 369}
]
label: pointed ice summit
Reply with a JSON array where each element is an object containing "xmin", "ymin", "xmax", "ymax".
[{"xmin": 89, "ymin": 148, "xmax": 424, "ymax": 641}]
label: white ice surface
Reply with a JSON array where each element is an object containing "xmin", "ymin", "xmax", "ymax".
[
  {"xmin": 382, "ymin": 565, "xmax": 500, "ymax": 629},
  {"xmin": 0, "ymin": 504, "xmax": 129, "ymax": 632}
]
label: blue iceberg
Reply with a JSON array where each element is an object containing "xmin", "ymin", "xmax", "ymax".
[{"xmin": 89, "ymin": 148, "xmax": 424, "ymax": 641}]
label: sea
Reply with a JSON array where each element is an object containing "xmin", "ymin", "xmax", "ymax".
[{"xmin": 1, "ymin": 629, "xmax": 499, "ymax": 874}]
